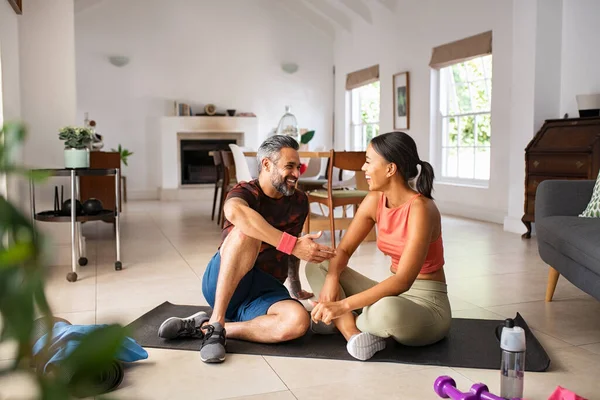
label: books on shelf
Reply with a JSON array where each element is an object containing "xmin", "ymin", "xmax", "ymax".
[{"xmin": 174, "ymin": 101, "xmax": 192, "ymax": 116}]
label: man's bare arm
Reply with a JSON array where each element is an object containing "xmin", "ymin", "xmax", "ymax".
[
  {"xmin": 287, "ymin": 256, "xmax": 314, "ymax": 300},
  {"xmin": 224, "ymin": 198, "xmax": 284, "ymax": 248}
]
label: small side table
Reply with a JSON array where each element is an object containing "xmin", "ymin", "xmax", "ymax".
[{"xmin": 29, "ymin": 168, "xmax": 122, "ymax": 282}]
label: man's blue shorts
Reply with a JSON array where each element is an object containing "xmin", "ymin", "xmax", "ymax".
[{"xmin": 202, "ymin": 251, "xmax": 296, "ymax": 322}]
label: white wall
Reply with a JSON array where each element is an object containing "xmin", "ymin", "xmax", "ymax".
[
  {"xmin": 560, "ymin": 0, "xmax": 600, "ymax": 118},
  {"xmin": 19, "ymin": 0, "xmax": 77, "ymax": 168},
  {"xmin": 503, "ymin": 0, "xmax": 564, "ymax": 235},
  {"xmin": 0, "ymin": 0, "xmax": 21, "ymax": 123},
  {"xmin": 0, "ymin": 0, "xmax": 21, "ymax": 201},
  {"xmin": 75, "ymin": 0, "xmax": 334, "ymax": 197},
  {"xmin": 333, "ymin": 0, "xmax": 514, "ymax": 223}
]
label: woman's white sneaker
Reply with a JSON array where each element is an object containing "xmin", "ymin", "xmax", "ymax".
[{"xmin": 346, "ymin": 332, "xmax": 386, "ymax": 361}]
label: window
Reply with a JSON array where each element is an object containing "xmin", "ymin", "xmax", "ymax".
[
  {"xmin": 348, "ymin": 81, "xmax": 380, "ymax": 151},
  {"xmin": 437, "ymin": 55, "xmax": 492, "ymax": 183}
]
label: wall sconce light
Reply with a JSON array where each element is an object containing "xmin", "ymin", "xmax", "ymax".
[
  {"xmin": 281, "ymin": 62, "xmax": 299, "ymax": 74},
  {"xmin": 108, "ymin": 55, "xmax": 130, "ymax": 67}
]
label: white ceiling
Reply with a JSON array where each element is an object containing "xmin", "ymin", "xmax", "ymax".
[{"xmin": 73, "ymin": 0, "xmax": 398, "ymax": 39}]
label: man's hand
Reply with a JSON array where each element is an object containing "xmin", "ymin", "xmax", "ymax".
[
  {"xmin": 291, "ymin": 231, "xmax": 336, "ymax": 263},
  {"xmin": 318, "ymin": 275, "xmax": 340, "ymax": 303},
  {"xmin": 309, "ymin": 299, "xmax": 350, "ymax": 325}
]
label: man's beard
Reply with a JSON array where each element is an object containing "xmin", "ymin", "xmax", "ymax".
[{"xmin": 271, "ymin": 173, "xmax": 296, "ymax": 196}]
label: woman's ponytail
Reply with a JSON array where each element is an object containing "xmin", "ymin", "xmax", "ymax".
[{"xmin": 416, "ymin": 160, "xmax": 435, "ymax": 199}]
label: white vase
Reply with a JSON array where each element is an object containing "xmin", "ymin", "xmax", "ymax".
[{"xmin": 64, "ymin": 148, "xmax": 90, "ymax": 169}]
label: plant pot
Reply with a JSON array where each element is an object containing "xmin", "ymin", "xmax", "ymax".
[{"xmin": 64, "ymin": 148, "xmax": 90, "ymax": 169}]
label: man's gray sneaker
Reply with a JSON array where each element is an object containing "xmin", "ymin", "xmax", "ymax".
[
  {"xmin": 200, "ymin": 322, "xmax": 226, "ymax": 363},
  {"xmin": 158, "ymin": 311, "xmax": 209, "ymax": 339}
]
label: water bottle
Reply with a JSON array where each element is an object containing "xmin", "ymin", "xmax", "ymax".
[{"xmin": 498, "ymin": 318, "xmax": 526, "ymax": 399}]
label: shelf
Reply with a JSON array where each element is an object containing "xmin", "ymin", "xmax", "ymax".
[
  {"xmin": 30, "ymin": 168, "xmax": 118, "ymax": 177},
  {"xmin": 35, "ymin": 210, "xmax": 114, "ymax": 222}
]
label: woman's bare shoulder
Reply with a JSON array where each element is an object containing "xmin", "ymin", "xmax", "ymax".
[{"xmin": 411, "ymin": 195, "xmax": 441, "ymax": 219}]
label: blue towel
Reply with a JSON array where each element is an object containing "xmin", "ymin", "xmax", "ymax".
[{"xmin": 32, "ymin": 322, "xmax": 148, "ymax": 373}]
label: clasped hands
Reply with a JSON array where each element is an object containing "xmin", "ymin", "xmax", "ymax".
[
  {"xmin": 309, "ymin": 275, "xmax": 351, "ymax": 325},
  {"xmin": 291, "ymin": 231, "xmax": 336, "ymax": 264}
]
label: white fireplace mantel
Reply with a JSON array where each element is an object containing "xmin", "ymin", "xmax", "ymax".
[{"xmin": 160, "ymin": 116, "xmax": 258, "ymax": 193}]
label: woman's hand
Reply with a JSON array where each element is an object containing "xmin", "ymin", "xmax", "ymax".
[
  {"xmin": 310, "ymin": 299, "xmax": 351, "ymax": 325},
  {"xmin": 318, "ymin": 275, "xmax": 340, "ymax": 303}
]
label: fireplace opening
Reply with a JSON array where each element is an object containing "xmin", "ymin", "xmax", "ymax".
[{"xmin": 180, "ymin": 139, "xmax": 237, "ymax": 185}]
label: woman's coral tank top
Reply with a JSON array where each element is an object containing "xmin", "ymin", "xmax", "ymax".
[{"xmin": 375, "ymin": 192, "xmax": 444, "ymax": 274}]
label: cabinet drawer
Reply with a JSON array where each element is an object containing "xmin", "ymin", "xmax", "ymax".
[
  {"xmin": 528, "ymin": 154, "xmax": 590, "ymax": 175},
  {"xmin": 527, "ymin": 175, "xmax": 588, "ymax": 195}
]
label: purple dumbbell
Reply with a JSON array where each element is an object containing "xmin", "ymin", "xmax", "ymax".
[
  {"xmin": 470, "ymin": 383, "xmax": 507, "ymax": 400},
  {"xmin": 434, "ymin": 376, "xmax": 479, "ymax": 400},
  {"xmin": 470, "ymin": 383, "xmax": 521, "ymax": 400}
]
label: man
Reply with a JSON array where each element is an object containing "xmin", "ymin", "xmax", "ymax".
[{"xmin": 158, "ymin": 135, "xmax": 336, "ymax": 363}]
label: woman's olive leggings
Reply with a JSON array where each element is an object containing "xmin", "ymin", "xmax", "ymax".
[{"xmin": 305, "ymin": 261, "xmax": 452, "ymax": 346}]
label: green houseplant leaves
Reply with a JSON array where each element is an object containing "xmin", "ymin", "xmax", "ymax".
[{"xmin": 1, "ymin": 121, "xmax": 130, "ymax": 399}]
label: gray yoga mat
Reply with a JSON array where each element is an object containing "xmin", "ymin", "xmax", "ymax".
[{"xmin": 127, "ymin": 301, "xmax": 550, "ymax": 372}]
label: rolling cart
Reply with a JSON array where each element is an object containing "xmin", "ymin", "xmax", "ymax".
[{"xmin": 29, "ymin": 168, "xmax": 122, "ymax": 282}]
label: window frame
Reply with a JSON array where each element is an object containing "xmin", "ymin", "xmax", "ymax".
[
  {"xmin": 347, "ymin": 81, "xmax": 381, "ymax": 151},
  {"xmin": 433, "ymin": 55, "xmax": 492, "ymax": 187}
]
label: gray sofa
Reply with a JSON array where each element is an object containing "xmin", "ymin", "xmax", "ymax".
[{"xmin": 535, "ymin": 180, "xmax": 600, "ymax": 302}]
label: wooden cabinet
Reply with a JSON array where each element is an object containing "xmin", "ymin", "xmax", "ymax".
[
  {"xmin": 80, "ymin": 151, "xmax": 121, "ymax": 222},
  {"xmin": 522, "ymin": 117, "xmax": 600, "ymax": 238}
]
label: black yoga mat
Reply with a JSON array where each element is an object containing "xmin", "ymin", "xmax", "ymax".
[{"xmin": 127, "ymin": 301, "xmax": 551, "ymax": 372}]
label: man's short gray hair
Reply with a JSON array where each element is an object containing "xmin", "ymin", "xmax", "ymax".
[{"xmin": 256, "ymin": 135, "xmax": 299, "ymax": 171}]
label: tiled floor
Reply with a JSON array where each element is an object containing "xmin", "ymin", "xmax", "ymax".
[{"xmin": 2, "ymin": 194, "xmax": 600, "ymax": 399}]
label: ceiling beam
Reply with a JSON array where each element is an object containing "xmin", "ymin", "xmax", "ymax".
[
  {"xmin": 277, "ymin": 0, "xmax": 336, "ymax": 40},
  {"xmin": 302, "ymin": 0, "xmax": 353, "ymax": 33},
  {"xmin": 338, "ymin": 0, "xmax": 372, "ymax": 25},
  {"xmin": 74, "ymin": 0, "xmax": 106, "ymax": 14},
  {"xmin": 377, "ymin": 0, "xmax": 398, "ymax": 13}
]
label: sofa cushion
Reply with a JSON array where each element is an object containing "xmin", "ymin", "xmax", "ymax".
[
  {"xmin": 537, "ymin": 216, "xmax": 600, "ymax": 275},
  {"xmin": 580, "ymin": 173, "xmax": 600, "ymax": 218}
]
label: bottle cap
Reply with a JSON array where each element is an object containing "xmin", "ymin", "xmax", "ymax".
[{"xmin": 500, "ymin": 323, "xmax": 526, "ymax": 352}]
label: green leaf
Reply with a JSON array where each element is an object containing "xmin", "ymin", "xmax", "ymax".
[
  {"xmin": 0, "ymin": 242, "xmax": 35, "ymax": 266},
  {"xmin": 300, "ymin": 130, "xmax": 315, "ymax": 144}
]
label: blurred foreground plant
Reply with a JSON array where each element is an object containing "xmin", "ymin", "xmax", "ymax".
[{"xmin": 0, "ymin": 121, "xmax": 129, "ymax": 399}]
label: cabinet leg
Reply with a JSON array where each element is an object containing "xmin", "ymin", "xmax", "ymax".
[{"xmin": 521, "ymin": 221, "xmax": 532, "ymax": 239}]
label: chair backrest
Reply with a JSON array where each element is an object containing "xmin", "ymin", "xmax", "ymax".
[
  {"xmin": 327, "ymin": 150, "xmax": 368, "ymax": 191},
  {"xmin": 238, "ymin": 145, "xmax": 259, "ymax": 179},
  {"xmin": 220, "ymin": 150, "xmax": 236, "ymax": 184},
  {"xmin": 212, "ymin": 150, "xmax": 223, "ymax": 166},
  {"xmin": 330, "ymin": 150, "xmax": 366, "ymax": 172},
  {"xmin": 229, "ymin": 144, "xmax": 254, "ymax": 182},
  {"xmin": 212, "ymin": 149, "xmax": 224, "ymax": 181},
  {"xmin": 302, "ymin": 145, "xmax": 325, "ymax": 178}
]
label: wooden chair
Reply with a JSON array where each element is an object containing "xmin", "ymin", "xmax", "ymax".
[
  {"xmin": 219, "ymin": 150, "xmax": 237, "ymax": 227},
  {"xmin": 211, "ymin": 150, "xmax": 224, "ymax": 221},
  {"xmin": 305, "ymin": 150, "xmax": 371, "ymax": 248}
]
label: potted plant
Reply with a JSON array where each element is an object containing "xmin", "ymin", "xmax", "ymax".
[
  {"xmin": 2, "ymin": 121, "xmax": 132, "ymax": 398},
  {"xmin": 111, "ymin": 144, "xmax": 134, "ymax": 166},
  {"xmin": 58, "ymin": 126, "xmax": 93, "ymax": 168}
]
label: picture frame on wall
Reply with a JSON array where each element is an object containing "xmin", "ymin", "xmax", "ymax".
[{"xmin": 393, "ymin": 71, "xmax": 410, "ymax": 130}]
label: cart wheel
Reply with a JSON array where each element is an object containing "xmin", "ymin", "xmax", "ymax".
[
  {"xmin": 115, "ymin": 261, "xmax": 122, "ymax": 271},
  {"xmin": 67, "ymin": 272, "xmax": 78, "ymax": 282},
  {"xmin": 78, "ymin": 257, "xmax": 88, "ymax": 266}
]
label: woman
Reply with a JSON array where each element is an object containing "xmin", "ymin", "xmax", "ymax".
[{"xmin": 306, "ymin": 131, "xmax": 451, "ymax": 361}]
